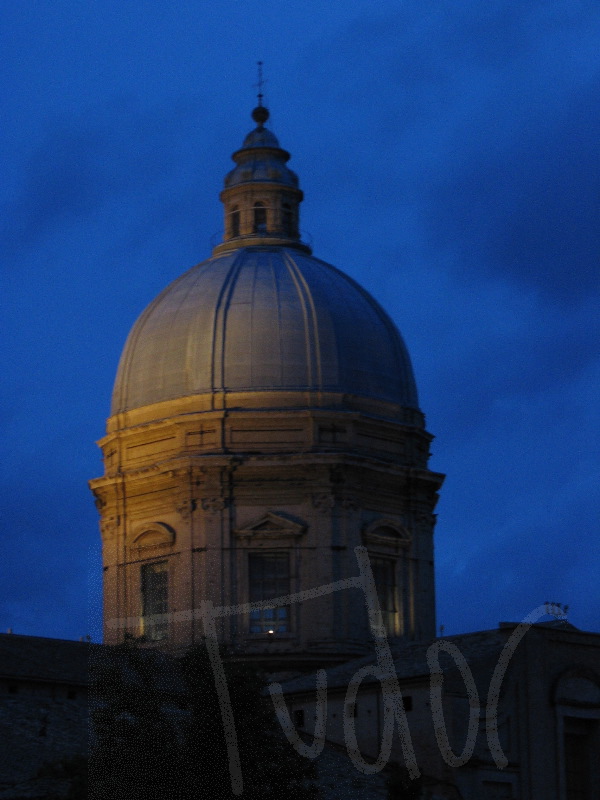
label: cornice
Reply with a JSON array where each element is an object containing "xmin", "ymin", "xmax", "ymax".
[{"xmin": 105, "ymin": 391, "xmax": 425, "ymax": 434}]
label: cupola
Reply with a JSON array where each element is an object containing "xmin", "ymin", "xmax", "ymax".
[{"xmin": 213, "ymin": 105, "xmax": 310, "ymax": 255}]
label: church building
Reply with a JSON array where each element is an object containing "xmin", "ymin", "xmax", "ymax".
[
  {"xmin": 0, "ymin": 99, "xmax": 598, "ymax": 800},
  {"xmin": 89, "ymin": 102, "xmax": 444, "ymax": 667},
  {"xmin": 83, "ymin": 101, "xmax": 600, "ymax": 798}
]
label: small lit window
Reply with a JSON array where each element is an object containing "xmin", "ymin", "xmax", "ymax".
[
  {"xmin": 370, "ymin": 557, "xmax": 399, "ymax": 636},
  {"xmin": 564, "ymin": 717, "xmax": 594, "ymax": 800},
  {"xmin": 230, "ymin": 206, "xmax": 240, "ymax": 237},
  {"xmin": 282, "ymin": 203, "xmax": 295, "ymax": 237},
  {"xmin": 248, "ymin": 552, "xmax": 289, "ymax": 633},
  {"xmin": 253, "ymin": 202, "xmax": 267, "ymax": 233},
  {"xmin": 141, "ymin": 561, "xmax": 169, "ymax": 641},
  {"xmin": 293, "ymin": 709, "xmax": 305, "ymax": 727}
]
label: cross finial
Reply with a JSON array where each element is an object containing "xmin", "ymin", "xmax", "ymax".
[
  {"xmin": 255, "ymin": 60, "xmax": 266, "ymax": 106},
  {"xmin": 544, "ymin": 601, "xmax": 569, "ymax": 619}
]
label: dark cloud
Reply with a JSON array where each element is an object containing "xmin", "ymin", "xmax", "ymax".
[
  {"xmin": 1, "ymin": 1, "xmax": 598, "ymax": 641},
  {"xmin": 425, "ymin": 80, "xmax": 600, "ymax": 303},
  {"xmin": 301, "ymin": 1, "xmax": 600, "ymax": 307},
  {"xmin": 0, "ymin": 477, "xmax": 98, "ymax": 639},
  {"xmin": 424, "ymin": 296, "xmax": 599, "ymax": 441},
  {"xmin": 438, "ymin": 488, "xmax": 599, "ymax": 634},
  {"xmin": 2, "ymin": 125, "xmax": 104, "ymax": 253},
  {"xmin": 1, "ymin": 97, "xmax": 200, "ymax": 259}
]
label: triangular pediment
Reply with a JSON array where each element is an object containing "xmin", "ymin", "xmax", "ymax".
[
  {"xmin": 254, "ymin": 519, "xmax": 283, "ymax": 532},
  {"xmin": 234, "ymin": 512, "xmax": 306, "ymax": 541}
]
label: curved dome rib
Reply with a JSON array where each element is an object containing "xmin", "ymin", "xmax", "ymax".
[{"xmin": 111, "ymin": 247, "xmax": 419, "ymax": 415}]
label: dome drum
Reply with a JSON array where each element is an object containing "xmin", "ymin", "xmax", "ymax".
[
  {"xmin": 216, "ymin": 184, "xmax": 306, "ymax": 254},
  {"xmin": 99, "ymin": 404, "xmax": 433, "ymax": 479},
  {"xmin": 106, "ymin": 390, "xmax": 426, "ymax": 437}
]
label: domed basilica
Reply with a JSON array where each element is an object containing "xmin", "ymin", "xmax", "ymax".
[
  {"xmin": 2, "ymin": 101, "xmax": 597, "ymax": 800},
  {"xmin": 90, "ymin": 103, "xmax": 444, "ymax": 667}
]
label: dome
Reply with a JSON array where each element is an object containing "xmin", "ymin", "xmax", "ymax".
[
  {"xmin": 224, "ymin": 128, "xmax": 299, "ymax": 190},
  {"xmin": 224, "ymin": 150, "xmax": 299, "ymax": 189},
  {"xmin": 241, "ymin": 126, "xmax": 281, "ymax": 149},
  {"xmin": 112, "ymin": 246, "xmax": 419, "ymax": 415}
]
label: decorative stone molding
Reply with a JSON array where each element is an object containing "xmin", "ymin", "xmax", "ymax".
[
  {"xmin": 99, "ymin": 517, "xmax": 118, "ymax": 538},
  {"xmin": 224, "ymin": 458, "xmax": 243, "ymax": 475},
  {"xmin": 131, "ymin": 522, "xmax": 175, "ymax": 550},
  {"xmin": 234, "ymin": 511, "xmax": 306, "ymax": 543},
  {"xmin": 329, "ymin": 465, "xmax": 345, "ymax": 484},
  {"xmin": 415, "ymin": 511, "xmax": 437, "ymax": 527},
  {"xmin": 192, "ymin": 466, "xmax": 209, "ymax": 486},
  {"xmin": 176, "ymin": 497, "xmax": 196, "ymax": 519},
  {"xmin": 122, "ymin": 464, "xmax": 162, "ymax": 478},
  {"xmin": 201, "ymin": 496, "xmax": 228, "ymax": 514},
  {"xmin": 312, "ymin": 493, "xmax": 335, "ymax": 512},
  {"xmin": 340, "ymin": 495, "xmax": 359, "ymax": 512},
  {"xmin": 552, "ymin": 667, "xmax": 600, "ymax": 707},
  {"xmin": 363, "ymin": 518, "xmax": 411, "ymax": 550}
]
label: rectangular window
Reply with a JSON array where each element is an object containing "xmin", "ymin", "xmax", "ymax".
[
  {"xmin": 370, "ymin": 557, "xmax": 398, "ymax": 636},
  {"xmin": 482, "ymin": 782, "xmax": 513, "ymax": 799},
  {"xmin": 230, "ymin": 207, "xmax": 240, "ymax": 238},
  {"xmin": 564, "ymin": 717, "xmax": 594, "ymax": 800},
  {"xmin": 253, "ymin": 203, "xmax": 267, "ymax": 233},
  {"xmin": 293, "ymin": 709, "xmax": 305, "ymax": 728},
  {"xmin": 248, "ymin": 552, "xmax": 290, "ymax": 633},
  {"xmin": 141, "ymin": 561, "xmax": 169, "ymax": 641}
]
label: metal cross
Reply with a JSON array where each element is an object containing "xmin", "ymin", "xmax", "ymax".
[{"xmin": 255, "ymin": 60, "xmax": 267, "ymax": 106}]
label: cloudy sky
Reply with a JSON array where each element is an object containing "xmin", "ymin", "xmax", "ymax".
[{"xmin": 1, "ymin": 1, "xmax": 598, "ymax": 642}]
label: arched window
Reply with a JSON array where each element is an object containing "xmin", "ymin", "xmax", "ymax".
[
  {"xmin": 253, "ymin": 202, "xmax": 267, "ymax": 233},
  {"xmin": 230, "ymin": 206, "xmax": 240, "ymax": 238},
  {"xmin": 282, "ymin": 203, "xmax": 295, "ymax": 237}
]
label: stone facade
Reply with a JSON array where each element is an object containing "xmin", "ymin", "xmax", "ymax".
[
  {"xmin": 280, "ymin": 622, "xmax": 600, "ymax": 799},
  {"xmin": 90, "ymin": 397, "xmax": 442, "ymax": 665},
  {"xmin": 0, "ymin": 634, "xmax": 90, "ymax": 794},
  {"xmin": 90, "ymin": 104, "xmax": 443, "ymax": 665},
  {"xmin": 83, "ymin": 103, "xmax": 600, "ymax": 795},
  {"xmin": 4, "ymin": 622, "xmax": 598, "ymax": 798}
]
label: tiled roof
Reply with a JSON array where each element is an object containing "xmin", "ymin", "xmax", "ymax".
[
  {"xmin": 0, "ymin": 634, "xmax": 187, "ymax": 695},
  {"xmin": 0, "ymin": 634, "xmax": 93, "ymax": 685},
  {"xmin": 279, "ymin": 623, "xmax": 596, "ymax": 697},
  {"xmin": 278, "ymin": 628, "xmax": 511, "ymax": 695}
]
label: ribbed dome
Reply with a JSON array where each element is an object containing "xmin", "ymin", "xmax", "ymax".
[
  {"xmin": 112, "ymin": 246, "xmax": 419, "ymax": 415},
  {"xmin": 241, "ymin": 126, "xmax": 281, "ymax": 149},
  {"xmin": 224, "ymin": 128, "xmax": 299, "ymax": 190}
]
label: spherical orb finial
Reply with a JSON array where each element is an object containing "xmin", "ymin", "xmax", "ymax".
[{"xmin": 252, "ymin": 105, "xmax": 270, "ymax": 126}]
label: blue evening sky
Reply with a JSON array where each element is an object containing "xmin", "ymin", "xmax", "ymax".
[{"xmin": 1, "ymin": 1, "xmax": 598, "ymax": 641}]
